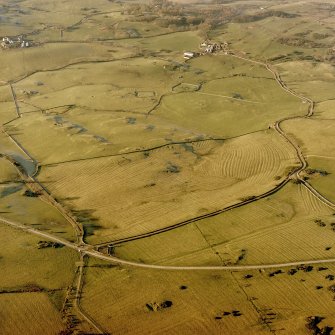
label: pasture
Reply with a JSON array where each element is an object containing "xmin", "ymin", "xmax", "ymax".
[
  {"xmin": 0, "ymin": 292, "xmax": 65, "ymax": 335},
  {"xmin": 39, "ymin": 130, "xmax": 297, "ymax": 244},
  {"xmin": 0, "ymin": 0, "xmax": 334, "ymax": 333},
  {"xmin": 114, "ymin": 182, "xmax": 334, "ymax": 266},
  {"xmin": 282, "ymin": 118, "xmax": 335, "ymax": 203},
  {"xmin": 80, "ymin": 258, "xmax": 335, "ymax": 335}
]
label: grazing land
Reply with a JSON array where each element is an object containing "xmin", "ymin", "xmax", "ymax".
[{"xmin": 0, "ymin": 0, "xmax": 334, "ymax": 334}]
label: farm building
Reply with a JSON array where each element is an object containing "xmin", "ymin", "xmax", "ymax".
[
  {"xmin": 1, "ymin": 36, "xmax": 30, "ymax": 49},
  {"xmin": 183, "ymin": 51, "xmax": 196, "ymax": 59}
]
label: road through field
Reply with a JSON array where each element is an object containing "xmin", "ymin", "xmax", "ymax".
[
  {"xmin": 96, "ymin": 52, "xmax": 335, "ymax": 248},
  {"xmin": 0, "ymin": 48, "xmax": 334, "ymax": 271},
  {"xmin": 2, "ymin": 216, "xmax": 335, "ymax": 271}
]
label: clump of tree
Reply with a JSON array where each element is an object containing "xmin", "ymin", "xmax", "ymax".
[
  {"xmin": 146, "ymin": 300, "xmax": 173, "ymax": 312},
  {"xmin": 165, "ymin": 162, "xmax": 180, "ymax": 173},
  {"xmin": 24, "ymin": 190, "xmax": 40, "ymax": 197},
  {"xmin": 239, "ymin": 195, "xmax": 256, "ymax": 202},
  {"xmin": 315, "ymin": 219, "xmax": 326, "ymax": 227},
  {"xmin": 122, "ymin": 0, "xmax": 237, "ymax": 36},
  {"xmin": 306, "ymin": 168, "xmax": 329, "ymax": 177},
  {"xmin": 305, "ymin": 316, "xmax": 333, "ymax": 335},
  {"xmin": 278, "ymin": 37, "xmax": 326, "ymax": 49},
  {"xmin": 232, "ymin": 92, "xmax": 243, "ymax": 99},
  {"xmin": 37, "ymin": 241, "xmax": 64, "ymax": 249},
  {"xmin": 234, "ymin": 10, "xmax": 299, "ymax": 23}
]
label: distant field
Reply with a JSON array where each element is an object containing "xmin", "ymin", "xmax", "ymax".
[
  {"xmin": 0, "ymin": 43, "xmax": 125, "ymax": 82},
  {"xmin": 218, "ymin": 10, "xmax": 332, "ymax": 62},
  {"xmin": 275, "ymin": 61, "xmax": 335, "ymax": 102},
  {"xmin": 155, "ymin": 71, "xmax": 306, "ymax": 137}
]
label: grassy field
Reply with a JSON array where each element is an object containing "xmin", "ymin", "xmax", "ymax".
[
  {"xmin": 314, "ymin": 100, "xmax": 335, "ymax": 119},
  {"xmin": 114, "ymin": 182, "xmax": 334, "ymax": 266},
  {"xmin": 0, "ymin": 85, "xmax": 17, "ymax": 124},
  {"xmin": 276, "ymin": 61, "xmax": 335, "ymax": 102},
  {"xmin": 0, "ymin": 157, "xmax": 18, "ymax": 183},
  {"xmin": 0, "ymin": 225, "xmax": 77, "ymax": 290},
  {"xmin": 38, "ymin": 129, "xmax": 298, "ymax": 244},
  {"xmin": 282, "ymin": 118, "xmax": 335, "ymax": 203},
  {"xmin": 0, "ymin": 224, "xmax": 78, "ymax": 333},
  {"xmin": 0, "ymin": 292, "xmax": 65, "ymax": 335},
  {"xmin": 80, "ymin": 258, "xmax": 335, "ymax": 335},
  {"xmin": 0, "ymin": 42, "xmax": 126, "ymax": 83},
  {"xmin": 0, "ymin": 183, "xmax": 77, "ymax": 241},
  {"xmin": 1, "ymin": 0, "xmax": 334, "ymax": 333},
  {"xmin": 215, "ymin": 4, "xmax": 334, "ymax": 62},
  {"xmin": 155, "ymin": 71, "xmax": 306, "ymax": 137},
  {"xmin": 81, "ymin": 259, "xmax": 268, "ymax": 335}
]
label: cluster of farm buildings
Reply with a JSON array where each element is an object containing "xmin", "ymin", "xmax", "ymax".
[
  {"xmin": 1, "ymin": 36, "xmax": 30, "ymax": 49},
  {"xmin": 183, "ymin": 40, "xmax": 229, "ymax": 59}
]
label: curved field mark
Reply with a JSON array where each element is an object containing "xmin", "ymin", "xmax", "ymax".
[{"xmin": 95, "ymin": 52, "xmax": 335, "ymax": 248}]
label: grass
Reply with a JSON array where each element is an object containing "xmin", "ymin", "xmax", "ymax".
[
  {"xmin": 0, "ymin": 292, "xmax": 65, "ymax": 335},
  {"xmin": 81, "ymin": 259, "xmax": 268, "ymax": 335},
  {"xmin": 80, "ymin": 258, "xmax": 335, "ymax": 335},
  {"xmin": 282, "ymin": 118, "xmax": 335, "ymax": 203},
  {"xmin": 114, "ymin": 182, "xmax": 334, "ymax": 266},
  {"xmin": 0, "ymin": 157, "xmax": 19, "ymax": 183},
  {"xmin": 0, "ymin": 1, "xmax": 334, "ymax": 333},
  {"xmin": 0, "ymin": 225, "xmax": 77, "ymax": 290},
  {"xmin": 314, "ymin": 100, "xmax": 335, "ymax": 119},
  {"xmin": 305, "ymin": 157, "xmax": 335, "ymax": 204},
  {"xmin": 39, "ymin": 129, "xmax": 297, "ymax": 244},
  {"xmin": 155, "ymin": 66, "xmax": 306, "ymax": 137}
]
